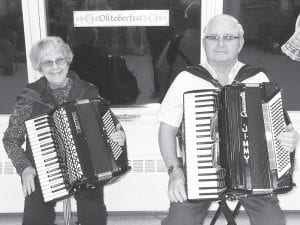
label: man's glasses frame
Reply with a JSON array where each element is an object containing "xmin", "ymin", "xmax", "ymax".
[{"xmin": 205, "ymin": 35, "xmax": 241, "ymax": 42}]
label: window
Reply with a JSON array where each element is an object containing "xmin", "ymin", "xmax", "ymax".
[
  {"xmin": 0, "ymin": 0, "xmax": 27, "ymax": 114},
  {"xmin": 45, "ymin": 0, "xmax": 201, "ymax": 105}
]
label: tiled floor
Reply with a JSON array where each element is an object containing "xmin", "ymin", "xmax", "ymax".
[{"xmin": 1, "ymin": 211, "xmax": 300, "ymax": 225}]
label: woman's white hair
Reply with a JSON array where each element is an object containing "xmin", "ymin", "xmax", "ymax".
[
  {"xmin": 30, "ymin": 36, "xmax": 73, "ymax": 71},
  {"xmin": 203, "ymin": 14, "xmax": 244, "ymax": 37}
]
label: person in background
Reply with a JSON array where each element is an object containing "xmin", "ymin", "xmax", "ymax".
[
  {"xmin": 257, "ymin": 0, "xmax": 293, "ymax": 53},
  {"xmin": 281, "ymin": 13, "xmax": 300, "ymax": 61},
  {"xmin": 2, "ymin": 36, "xmax": 125, "ymax": 225},
  {"xmin": 68, "ymin": 27, "xmax": 108, "ymax": 92},
  {"xmin": 143, "ymin": 0, "xmax": 177, "ymax": 99},
  {"xmin": 0, "ymin": 37, "xmax": 15, "ymax": 75},
  {"xmin": 156, "ymin": 2, "xmax": 200, "ymax": 98},
  {"xmin": 157, "ymin": 14, "xmax": 298, "ymax": 225}
]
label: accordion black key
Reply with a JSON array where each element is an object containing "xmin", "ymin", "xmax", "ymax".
[
  {"xmin": 25, "ymin": 98, "xmax": 129, "ymax": 202},
  {"xmin": 182, "ymin": 82, "xmax": 293, "ymax": 201}
]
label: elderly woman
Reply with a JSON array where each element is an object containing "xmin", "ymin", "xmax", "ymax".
[{"xmin": 2, "ymin": 36, "xmax": 125, "ymax": 225}]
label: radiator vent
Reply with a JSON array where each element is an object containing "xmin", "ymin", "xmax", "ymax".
[
  {"xmin": 128, "ymin": 159, "xmax": 167, "ymax": 173},
  {"xmin": 130, "ymin": 160, "xmax": 144, "ymax": 173},
  {"xmin": 0, "ymin": 161, "xmax": 16, "ymax": 175},
  {"xmin": 0, "ymin": 159, "xmax": 167, "ymax": 176},
  {"xmin": 145, "ymin": 160, "xmax": 155, "ymax": 173},
  {"xmin": 157, "ymin": 160, "xmax": 167, "ymax": 172}
]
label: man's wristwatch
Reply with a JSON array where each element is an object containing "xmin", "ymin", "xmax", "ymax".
[{"xmin": 167, "ymin": 165, "xmax": 182, "ymax": 175}]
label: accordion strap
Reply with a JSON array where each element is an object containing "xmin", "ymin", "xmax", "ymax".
[
  {"xmin": 185, "ymin": 64, "xmax": 267, "ymax": 88},
  {"xmin": 185, "ymin": 65, "xmax": 222, "ymax": 88},
  {"xmin": 234, "ymin": 65, "xmax": 267, "ymax": 83},
  {"xmin": 18, "ymin": 87, "xmax": 55, "ymax": 109}
]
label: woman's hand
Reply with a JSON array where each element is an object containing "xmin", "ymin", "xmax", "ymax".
[
  {"xmin": 21, "ymin": 166, "xmax": 36, "ymax": 197},
  {"xmin": 109, "ymin": 123, "xmax": 126, "ymax": 146}
]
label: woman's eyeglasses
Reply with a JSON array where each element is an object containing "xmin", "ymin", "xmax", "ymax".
[{"xmin": 39, "ymin": 58, "xmax": 69, "ymax": 69}]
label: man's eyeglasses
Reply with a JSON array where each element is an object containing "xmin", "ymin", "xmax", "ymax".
[
  {"xmin": 40, "ymin": 58, "xmax": 69, "ymax": 69},
  {"xmin": 205, "ymin": 35, "xmax": 240, "ymax": 42}
]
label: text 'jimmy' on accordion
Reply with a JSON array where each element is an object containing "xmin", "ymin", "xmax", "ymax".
[
  {"xmin": 25, "ymin": 98, "xmax": 129, "ymax": 202},
  {"xmin": 182, "ymin": 82, "xmax": 293, "ymax": 201}
]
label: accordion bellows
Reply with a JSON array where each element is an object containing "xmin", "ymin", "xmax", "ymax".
[{"xmin": 281, "ymin": 14, "xmax": 300, "ymax": 61}]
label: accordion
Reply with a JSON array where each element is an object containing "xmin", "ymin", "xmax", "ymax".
[
  {"xmin": 25, "ymin": 98, "xmax": 129, "ymax": 202},
  {"xmin": 182, "ymin": 82, "xmax": 293, "ymax": 201}
]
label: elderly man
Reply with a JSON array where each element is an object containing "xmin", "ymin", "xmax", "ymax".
[{"xmin": 157, "ymin": 14, "xmax": 298, "ymax": 225}]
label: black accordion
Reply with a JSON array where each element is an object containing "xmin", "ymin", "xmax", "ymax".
[
  {"xmin": 25, "ymin": 98, "xmax": 129, "ymax": 202},
  {"xmin": 182, "ymin": 82, "xmax": 293, "ymax": 201}
]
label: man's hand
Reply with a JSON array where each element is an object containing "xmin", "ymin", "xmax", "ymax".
[
  {"xmin": 168, "ymin": 168, "xmax": 187, "ymax": 203},
  {"xmin": 110, "ymin": 123, "xmax": 126, "ymax": 146},
  {"xmin": 277, "ymin": 124, "xmax": 299, "ymax": 153},
  {"xmin": 21, "ymin": 166, "xmax": 36, "ymax": 197}
]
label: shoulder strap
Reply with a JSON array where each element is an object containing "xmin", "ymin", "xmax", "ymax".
[
  {"xmin": 185, "ymin": 64, "xmax": 268, "ymax": 88},
  {"xmin": 167, "ymin": 35, "xmax": 184, "ymax": 66},
  {"xmin": 18, "ymin": 87, "xmax": 55, "ymax": 109},
  {"xmin": 233, "ymin": 64, "xmax": 267, "ymax": 83},
  {"xmin": 167, "ymin": 35, "xmax": 193, "ymax": 66},
  {"xmin": 176, "ymin": 49, "xmax": 192, "ymax": 66},
  {"xmin": 185, "ymin": 65, "xmax": 223, "ymax": 88}
]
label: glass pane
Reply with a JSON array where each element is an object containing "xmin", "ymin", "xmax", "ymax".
[
  {"xmin": 224, "ymin": 0, "xmax": 300, "ymax": 110},
  {"xmin": 46, "ymin": 0, "xmax": 200, "ymax": 105},
  {"xmin": 0, "ymin": 0, "xmax": 27, "ymax": 114}
]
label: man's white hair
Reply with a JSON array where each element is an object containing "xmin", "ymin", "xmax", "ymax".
[{"xmin": 203, "ymin": 14, "xmax": 244, "ymax": 37}]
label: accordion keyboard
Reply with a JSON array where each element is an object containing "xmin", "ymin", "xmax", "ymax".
[
  {"xmin": 183, "ymin": 90, "xmax": 226, "ymax": 200},
  {"xmin": 263, "ymin": 92, "xmax": 291, "ymax": 178},
  {"xmin": 25, "ymin": 115, "xmax": 69, "ymax": 202}
]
